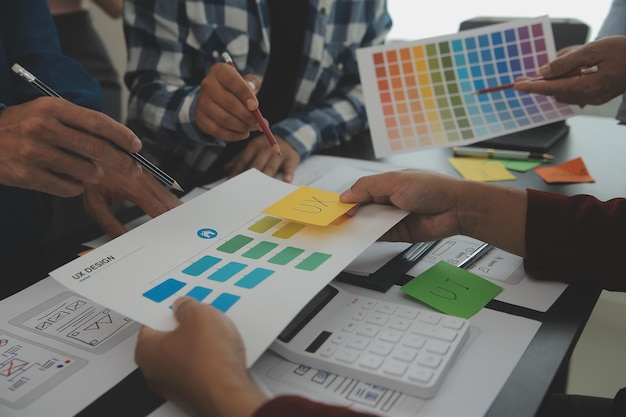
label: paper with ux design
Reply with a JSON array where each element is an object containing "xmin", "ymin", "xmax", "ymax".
[{"xmin": 50, "ymin": 169, "xmax": 408, "ymax": 366}]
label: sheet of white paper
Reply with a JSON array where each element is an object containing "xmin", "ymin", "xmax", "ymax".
[{"xmin": 49, "ymin": 169, "xmax": 408, "ymax": 366}]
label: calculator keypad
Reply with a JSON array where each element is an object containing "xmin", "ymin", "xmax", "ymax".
[{"xmin": 311, "ymin": 295, "xmax": 469, "ymax": 398}]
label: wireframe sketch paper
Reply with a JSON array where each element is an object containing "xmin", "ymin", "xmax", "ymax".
[
  {"xmin": 49, "ymin": 169, "xmax": 408, "ymax": 366},
  {"xmin": 357, "ymin": 16, "xmax": 581, "ymax": 157}
]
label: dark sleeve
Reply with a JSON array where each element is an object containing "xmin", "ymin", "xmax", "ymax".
[
  {"xmin": 524, "ymin": 189, "xmax": 626, "ymax": 291},
  {"xmin": 253, "ymin": 395, "xmax": 378, "ymax": 417},
  {"xmin": 0, "ymin": 0, "xmax": 102, "ymax": 109}
]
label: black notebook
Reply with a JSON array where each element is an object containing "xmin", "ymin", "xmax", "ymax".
[{"xmin": 472, "ymin": 121, "xmax": 569, "ymax": 153}]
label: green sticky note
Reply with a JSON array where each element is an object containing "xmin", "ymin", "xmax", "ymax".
[
  {"xmin": 489, "ymin": 158, "xmax": 544, "ymax": 172},
  {"xmin": 401, "ymin": 261, "xmax": 502, "ymax": 318}
]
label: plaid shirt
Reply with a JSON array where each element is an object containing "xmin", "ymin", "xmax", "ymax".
[{"xmin": 124, "ymin": 0, "xmax": 391, "ymax": 159}]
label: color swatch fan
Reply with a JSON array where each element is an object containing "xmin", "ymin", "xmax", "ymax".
[{"xmin": 356, "ymin": 16, "xmax": 581, "ymax": 158}]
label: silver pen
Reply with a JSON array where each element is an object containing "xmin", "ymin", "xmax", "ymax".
[
  {"xmin": 453, "ymin": 146, "xmax": 554, "ymax": 161},
  {"xmin": 457, "ymin": 242, "xmax": 492, "ymax": 269}
]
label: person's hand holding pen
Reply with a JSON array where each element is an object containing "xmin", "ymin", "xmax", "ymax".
[
  {"xmin": 194, "ymin": 54, "xmax": 301, "ymax": 183},
  {"xmin": 0, "ymin": 96, "xmax": 144, "ymax": 197},
  {"xmin": 513, "ymin": 36, "xmax": 626, "ymax": 106},
  {"xmin": 195, "ymin": 58, "xmax": 264, "ymax": 142}
]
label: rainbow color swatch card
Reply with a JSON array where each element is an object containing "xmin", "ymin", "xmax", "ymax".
[
  {"xmin": 356, "ymin": 16, "xmax": 581, "ymax": 158},
  {"xmin": 49, "ymin": 169, "xmax": 408, "ymax": 366}
]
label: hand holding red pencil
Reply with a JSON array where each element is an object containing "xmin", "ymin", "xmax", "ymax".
[
  {"xmin": 221, "ymin": 52, "xmax": 281, "ymax": 156},
  {"xmin": 194, "ymin": 51, "xmax": 303, "ymax": 182},
  {"xmin": 512, "ymin": 36, "xmax": 626, "ymax": 106},
  {"xmin": 194, "ymin": 55, "xmax": 265, "ymax": 142}
]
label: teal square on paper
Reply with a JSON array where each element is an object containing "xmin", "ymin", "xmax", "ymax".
[{"xmin": 401, "ymin": 261, "xmax": 502, "ymax": 318}]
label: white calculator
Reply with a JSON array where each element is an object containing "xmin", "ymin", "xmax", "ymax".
[{"xmin": 270, "ymin": 285, "xmax": 470, "ymax": 399}]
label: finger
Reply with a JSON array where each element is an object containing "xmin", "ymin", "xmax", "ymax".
[
  {"xmin": 82, "ymin": 189, "xmax": 128, "ymax": 238},
  {"xmin": 514, "ymin": 77, "xmax": 577, "ymax": 96},
  {"xmin": 7, "ymin": 100, "xmax": 142, "ymax": 177},
  {"xmin": 344, "ymin": 204, "xmax": 361, "ymax": 216},
  {"xmin": 132, "ymin": 174, "xmax": 182, "ymax": 217},
  {"xmin": 216, "ymin": 65, "xmax": 259, "ymax": 122},
  {"xmin": 49, "ymin": 99, "xmax": 142, "ymax": 153},
  {"xmin": 171, "ymin": 296, "xmax": 199, "ymax": 322},
  {"xmin": 40, "ymin": 120, "xmax": 141, "ymax": 177},
  {"xmin": 541, "ymin": 51, "xmax": 595, "ymax": 79},
  {"xmin": 172, "ymin": 297, "xmax": 221, "ymax": 329},
  {"xmin": 340, "ymin": 176, "xmax": 379, "ymax": 204},
  {"xmin": 135, "ymin": 326, "xmax": 162, "ymax": 367},
  {"xmin": 199, "ymin": 96, "xmax": 254, "ymax": 137},
  {"xmin": 243, "ymin": 74, "xmax": 261, "ymax": 95},
  {"xmin": 224, "ymin": 147, "xmax": 256, "ymax": 178},
  {"xmin": 137, "ymin": 325, "xmax": 159, "ymax": 344},
  {"xmin": 250, "ymin": 151, "xmax": 275, "ymax": 175},
  {"xmin": 196, "ymin": 69, "xmax": 257, "ymax": 139},
  {"xmin": 2, "ymin": 164, "xmax": 85, "ymax": 197},
  {"xmin": 221, "ymin": 64, "xmax": 259, "ymax": 111},
  {"xmin": 280, "ymin": 155, "xmax": 299, "ymax": 183},
  {"xmin": 40, "ymin": 146, "xmax": 106, "ymax": 184},
  {"xmin": 8, "ymin": 123, "xmax": 108, "ymax": 183}
]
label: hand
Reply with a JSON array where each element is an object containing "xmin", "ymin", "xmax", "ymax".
[
  {"xmin": 223, "ymin": 135, "xmax": 301, "ymax": 183},
  {"xmin": 195, "ymin": 62, "xmax": 263, "ymax": 141},
  {"xmin": 82, "ymin": 167, "xmax": 182, "ymax": 238},
  {"xmin": 340, "ymin": 169, "xmax": 527, "ymax": 256},
  {"xmin": 340, "ymin": 170, "xmax": 466, "ymax": 242},
  {"xmin": 514, "ymin": 36, "xmax": 626, "ymax": 105},
  {"xmin": 0, "ymin": 97, "xmax": 142, "ymax": 197},
  {"xmin": 135, "ymin": 297, "xmax": 267, "ymax": 417}
]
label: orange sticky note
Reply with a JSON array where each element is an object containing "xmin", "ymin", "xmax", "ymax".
[
  {"xmin": 263, "ymin": 186, "xmax": 356, "ymax": 226},
  {"xmin": 534, "ymin": 157, "xmax": 595, "ymax": 183}
]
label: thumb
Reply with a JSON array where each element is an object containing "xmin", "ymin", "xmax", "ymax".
[{"xmin": 171, "ymin": 296, "xmax": 199, "ymax": 323}]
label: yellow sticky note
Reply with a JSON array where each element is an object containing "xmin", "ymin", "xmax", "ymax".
[
  {"xmin": 448, "ymin": 157, "xmax": 516, "ymax": 181},
  {"xmin": 263, "ymin": 186, "xmax": 356, "ymax": 226}
]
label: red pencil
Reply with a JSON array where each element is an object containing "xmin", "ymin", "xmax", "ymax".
[
  {"xmin": 474, "ymin": 65, "xmax": 599, "ymax": 95},
  {"xmin": 221, "ymin": 52, "xmax": 282, "ymax": 156}
]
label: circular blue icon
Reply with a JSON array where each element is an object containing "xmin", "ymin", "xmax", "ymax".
[{"xmin": 197, "ymin": 228, "xmax": 218, "ymax": 239}]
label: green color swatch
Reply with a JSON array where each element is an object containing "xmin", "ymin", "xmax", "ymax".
[
  {"xmin": 295, "ymin": 252, "xmax": 332, "ymax": 271},
  {"xmin": 217, "ymin": 234, "xmax": 253, "ymax": 254},
  {"xmin": 268, "ymin": 247, "xmax": 305, "ymax": 265},
  {"xmin": 242, "ymin": 241, "xmax": 279, "ymax": 259}
]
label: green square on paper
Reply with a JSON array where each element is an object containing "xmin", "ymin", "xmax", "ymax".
[{"xmin": 401, "ymin": 261, "xmax": 502, "ymax": 318}]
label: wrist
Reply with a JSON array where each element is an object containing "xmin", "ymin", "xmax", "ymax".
[
  {"xmin": 195, "ymin": 372, "xmax": 268, "ymax": 417},
  {"xmin": 455, "ymin": 180, "xmax": 484, "ymax": 238},
  {"xmin": 456, "ymin": 181, "xmax": 527, "ymax": 255}
]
